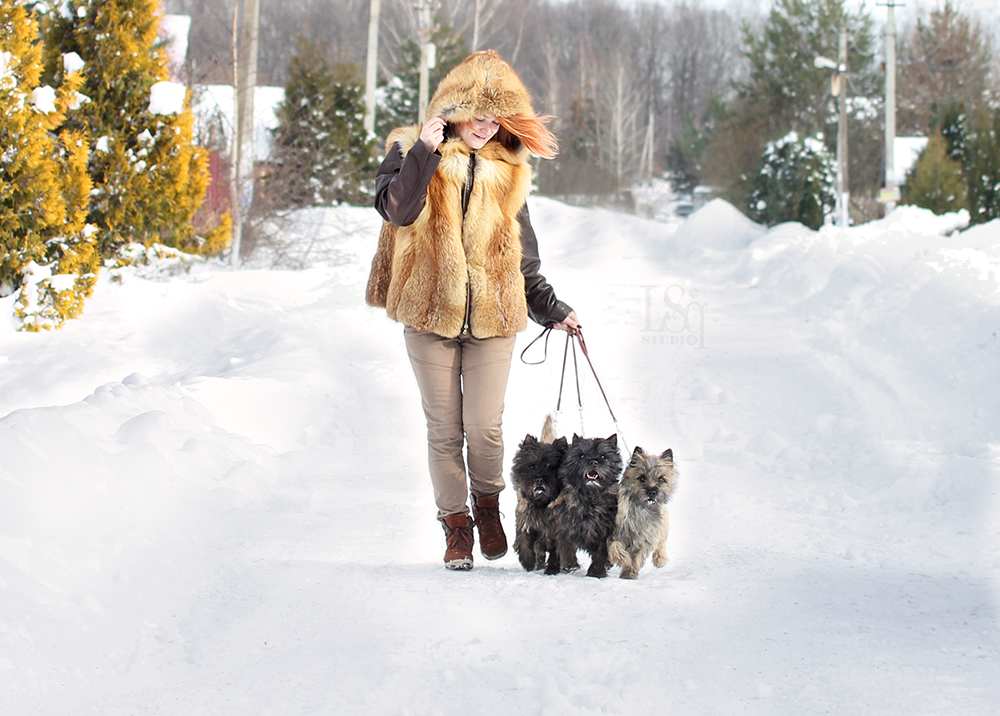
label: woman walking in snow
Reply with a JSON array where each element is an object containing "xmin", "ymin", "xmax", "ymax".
[{"xmin": 367, "ymin": 50, "xmax": 578, "ymax": 570}]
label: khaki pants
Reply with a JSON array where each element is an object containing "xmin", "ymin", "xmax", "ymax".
[{"xmin": 404, "ymin": 327, "xmax": 516, "ymax": 519}]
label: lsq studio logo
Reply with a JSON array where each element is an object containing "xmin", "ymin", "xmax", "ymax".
[{"xmin": 640, "ymin": 285, "xmax": 707, "ymax": 348}]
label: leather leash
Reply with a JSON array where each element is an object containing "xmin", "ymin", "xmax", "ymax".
[{"xmin": 521, "ymin": 325, "xmax": 628, "ymax": 452}]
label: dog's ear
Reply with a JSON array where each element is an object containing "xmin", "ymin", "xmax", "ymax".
[
  {"xmin": 522, "ymin": 434, "xmax": 537, "ymax": 445},
  {"xmin": 608, "ymin": 433, "xmax": 618, "ymax": 447},
  {"xmin": 571, "ymin": 433, "xmax": 582, "ymax": 444},
  {"xmin": 553, "ymin": 436, "xmax": 568, "ymax": 450},
  {"xmin": 632, "ymin": 446, "xmax": 644, "ymax": 458},
  {"xmin": 660, "ymin": 448, "xmax": 673, "ymax": 462}
]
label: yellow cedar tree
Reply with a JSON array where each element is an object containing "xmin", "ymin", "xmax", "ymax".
[
  {"xmin": 1, "ymin": 0, "xmax": 96, "ymax": 330},
  {"xmin": 42, "ymin": 0, "xmax": 224, "ymax": 258}
]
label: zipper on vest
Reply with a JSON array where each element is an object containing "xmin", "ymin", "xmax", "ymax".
[
  {"xmin": 461, "ymin": 152, "xmax": 475, "ymax": 336},
  {"xmin": 462, "ymin": 281, "xmax": 471, "ymax": 335}
]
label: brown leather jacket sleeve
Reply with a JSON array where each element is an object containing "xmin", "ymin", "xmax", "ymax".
[
  {"xmin": 518, "ymin": 204, "xmax": 573, "ymax": 327},
  {"xmin": 374, "ymin": 141, "xmax": 440, "ymax": 226},
  {"xmin": 373, "ymin": 141, "xmax": 572, "ymax": 327}
]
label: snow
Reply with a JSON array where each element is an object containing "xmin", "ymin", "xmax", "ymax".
[
  {"xmin": 1, "ymin": 51, "xmax": 17, "ymax": 90},
  {"xmin": 1, "ymin": 197, "xmax": 999, "ymax": 714},
  {"xmin": 28, "ymin": 85, "xmax": 56, "ymax": 114},
  {"xmin": 147, "ymin": 81, "xmax": 186, "ymax": 116},
  {"xmin": 62, "ymin": 51, "xmax": 84, "ymax": 75}
]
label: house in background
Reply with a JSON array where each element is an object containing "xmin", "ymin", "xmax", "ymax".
[
  {"xmin": 159, "ymin": 15, "xmax": 284, "ymax": 220},
  {"xmin": 893, "ymin": 136, "xmax": 930, "ymax": 187}
]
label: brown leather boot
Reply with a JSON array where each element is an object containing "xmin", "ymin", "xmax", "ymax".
[
  {"xmin": 472, "ymin": 495, "xmax": 508, "ymax": 560},
  {"xmin": 441, "ymin": 513, "xmax": 474, "ymax": 570}
]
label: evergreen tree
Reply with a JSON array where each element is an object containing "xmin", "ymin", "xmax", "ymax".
[
  {"xmin": 932, "ymin": 102, "xmax": 969, "ymax": 164},
  {"xmin": 1, "ymin": 0, "xmax": 94, "ymax": 330},
  {"xmin": 964, "ymin": 107, "xmax": 1000, "ymax": 225},
  {"xmin": 706, "ymin": 0, "xmax": 880, "ymax": 213},
  {"xmin": 261, "ymin": 39, "xmax": 375, "ymax": 209},
  {"xmin": 41, "ymin": 0, "xmax": 216, "ymax": 258},
  {"xmin": 666, "ymin": 99, "xmax": 723, "ymax": 195},
  {"xmin": 739, "ymin": 0, "xmax": 877, "ymax": 139},
  {"xmin": 923, "ymin": 102, "xmax": 1000, "ymax": 224},
  {"xmin": 376, "ymin": 18, "xmax": 468, "ymax": 139},
  {"xmin": 748, "ymin": 131, "xmax": 835, "ymax": 229},
  {"xmin": 900, "ymin": 131, "xmax": 968, "ymax": 215}
]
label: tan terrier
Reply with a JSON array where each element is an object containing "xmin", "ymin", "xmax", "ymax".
[{"xmin": 609, "ymin": 447, "xmax": 679, "ymax": 579}]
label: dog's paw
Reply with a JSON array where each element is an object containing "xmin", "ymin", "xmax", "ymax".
[{"xmin": 652, "ymin": 545, "xmax": 668, "ymax": 568}]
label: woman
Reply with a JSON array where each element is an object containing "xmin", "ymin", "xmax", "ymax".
[{"xmin": 368, "ymin": 50, "xmax": 579, "ymax": 570}]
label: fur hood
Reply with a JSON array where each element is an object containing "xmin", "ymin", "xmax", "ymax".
[{"xmin": 425, "ymin": 50, "xmax": 537, "ymax": 125}]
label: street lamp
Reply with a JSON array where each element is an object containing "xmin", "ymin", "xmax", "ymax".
[{"xmin": 815, "ymin": 30, "xmax": 850, "ymax": 227}]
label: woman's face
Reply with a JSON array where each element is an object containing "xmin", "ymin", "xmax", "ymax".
[{"xmin": 458, "ymin": 114, "xmax": 500, "ymax": 150}]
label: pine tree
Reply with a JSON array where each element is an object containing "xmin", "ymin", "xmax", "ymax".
[
  {"xmin": 376, "ymin": 18, "xmax": 469, "ymax": 139},
  {"xmin": 1, "ymin": 0, "xmax": 95, "ymax": 330},
  {"xmin": 261, "ymin": 38, "xmax": 376, "ymax": 209},
  {"xmin": 748, "ymin": 131, "xmax": 835, "ymax": 229},
  {"xmin": 707, "ymin": 0, "xmax": 880, "ymax": 212},
  {"xmin": 41, "ymin": 0, "xmax": 217, "ymax": 259},
  {"xmin": 739, "ymin": 0, "xmax": 877, "ymax": 139},
  {"xmin": 900, "ymin": 131, "xmax": 968, "ymax": 215}
]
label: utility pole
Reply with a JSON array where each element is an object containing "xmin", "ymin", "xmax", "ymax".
[
  {"xmin": 230, "ymin": 0, "xmax": 259, "ymax": 269},
  {"xmin": 363, "ymin": 0, "xmax": 381, "ymax": 137},
  {"xmin": 837, "ymin": 29, "xmax": 850, "ymax": 227},
  {"xmin": 815, "ymin": 31, "xmax": 850, "ymax": 226},
  {"xmin": 881, "ymin": 0, "xmax": 899, "ymax": 214},
  {"xmin": 416, "ymin": 0, "xmax": 435, "ymax": 121}
]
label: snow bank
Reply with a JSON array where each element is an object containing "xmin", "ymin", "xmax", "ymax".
[{"xmin": 2, "ymin": 197, "xmax": 998, "ymax": 715}]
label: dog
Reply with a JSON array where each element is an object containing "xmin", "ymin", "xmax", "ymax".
[
  {"xmin": 511, "ymin": 416, "xmax": 567, "ymax": 572},
  {"xmin": 609, "ymin": 447, "xmax": 678, "ymax": 579},
  {"xmin": 549, "ymin": 433, "xmax": 623, "ymax": 578}
]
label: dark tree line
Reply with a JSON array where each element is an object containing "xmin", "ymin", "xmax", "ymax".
[
  {"xmin": 162, "ymin": 0, "xmax": 999, "ymax": 226},
  {"xmin": 163, "ymin": 0, "xmax": 743, "ymax": 201}
]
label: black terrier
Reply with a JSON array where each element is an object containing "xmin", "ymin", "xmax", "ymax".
[
  {"xmin": 511, "ymin": 418, "xmax": 568, "ymax": 572},
  {"xmin": 549, "ymin": 433, "xmax": 623, "ymax": 578}
]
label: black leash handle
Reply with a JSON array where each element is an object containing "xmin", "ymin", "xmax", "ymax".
[{"xmin": 519, "ymin": 325, "xmax": 555, "ymax": 365}]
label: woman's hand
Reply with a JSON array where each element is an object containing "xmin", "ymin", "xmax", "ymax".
[
  {"xmin": 551, "ymin": 311, "xmax": 580, "ymax": 334},
  {"xmin": 420, "ymin": 117, "xmax": 447, "ymax": 153}
]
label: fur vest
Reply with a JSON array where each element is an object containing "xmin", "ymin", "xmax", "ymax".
[{"xmin": 366, "ymin": 126, "xmax": 532, "ymax": 339}]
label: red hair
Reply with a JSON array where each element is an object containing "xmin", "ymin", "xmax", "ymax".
[{"xmin": 496, "ymin": 114, "xmax": 559, "ymax": 159}]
